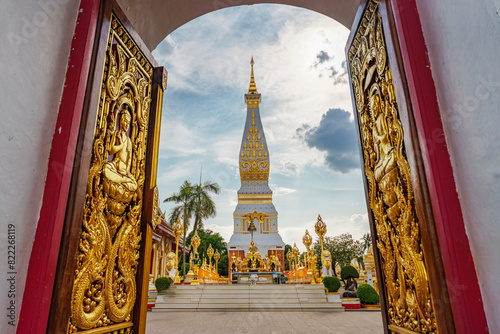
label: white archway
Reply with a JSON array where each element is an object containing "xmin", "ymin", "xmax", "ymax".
[{"xmin": 116, "ymin": 0, "xmax": 360, "ymax": 49}]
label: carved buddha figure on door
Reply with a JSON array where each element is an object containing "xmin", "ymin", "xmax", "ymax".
[{"xmin": 370, "ymin": 91, "xmax": 400, "ymax": 224}]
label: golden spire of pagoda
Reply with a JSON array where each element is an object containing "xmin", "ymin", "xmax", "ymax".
[{"xmin": 248, "ymin": 56, "xmax": 258, "ymax": 94}]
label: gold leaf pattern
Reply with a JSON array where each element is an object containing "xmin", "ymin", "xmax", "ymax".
[
  {"xmin": 348, "ymin": 1, "xmax": 438, "ymax": 332},
  {"xmin": 239, "ymin": 110, "xmax": 269, "ymax": 181},
  {"xmin": 69, "ymin": 14, "xmax": 152, "ymax": 332}
]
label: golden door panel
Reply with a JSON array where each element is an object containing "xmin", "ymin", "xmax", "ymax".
[
  {"xmin": 347, "ymin": 0, "xmax": 438, "ymax": 332},
  {"xmin": 68, "ymin": 13, "xmax": 153, "ymax": 333}
]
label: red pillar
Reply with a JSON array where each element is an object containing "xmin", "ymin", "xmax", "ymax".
[
  {"xmin": 389, "ymin": 1, "xmax": 488, "ymax": 332},
  {"xmin": 17, "ymin": 1, "xmax": 101, "ymax": 333}
]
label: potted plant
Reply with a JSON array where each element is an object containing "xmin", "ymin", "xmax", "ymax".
[
  {"xmin": 340, "ymin": 265, "xmax": 359, "ymax": 298},
  {"xmin": 322, "ymin": 276, "xmax": 341, "ymax": 302},
  {"xmin": 155, "ymin": 276, "xmax": 173, "ymax": 293},
  {"xmin": 357, "ymin": 283, "xmax": 380, "ymax": 309},
  {"xmin": 340, "ymin": 265, "xmax": 361, "ymax": 309}
]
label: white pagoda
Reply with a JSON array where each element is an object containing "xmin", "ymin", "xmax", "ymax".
[{"xmin": 227, "ymin": 58, "xmax": 285, "ymax": 273}]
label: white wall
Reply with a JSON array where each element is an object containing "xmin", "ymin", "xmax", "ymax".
[
  {"xmin": 417, "ymin": 1, "xmax": 500, "ymax": 332},
  {"xmin": 0, "ymin": 0, "xmax": 80, "ymax": 331}
]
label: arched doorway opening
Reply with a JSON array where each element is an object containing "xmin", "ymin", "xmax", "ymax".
[
  {"xmin": 151, "ymin": 3, "xmax": 374, "ymax": 323},
  {"xmin": 154, "ymin": 3, "xmax": 368, "ymax": 263},
  {"xmin": 18, "ymin": 1, "xmax": 488, "ymax": 333}
]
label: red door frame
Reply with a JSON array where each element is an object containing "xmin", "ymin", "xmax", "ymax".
[
  {"xmin": 17, "ymin": 1, "xmax": 101, "ymax": 333},
  {"xmin": 18, "ymin": 0, "xmax": 489, "ymax": 333},
  {"xmin": 388, "ymin": 0, "xmax": 488, "ymax": 332}
]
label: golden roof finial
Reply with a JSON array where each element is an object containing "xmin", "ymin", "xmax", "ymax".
[{"xmin": 248, "ymin": 56, "xmax": 258, "ymax": 94}]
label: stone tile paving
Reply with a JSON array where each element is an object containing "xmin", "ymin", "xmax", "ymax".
[{"xmin": 146, "ymin": 310, "xmax": 384, "ymax": 334}]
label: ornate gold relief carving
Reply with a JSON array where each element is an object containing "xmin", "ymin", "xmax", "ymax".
[
  {"xmin": 240, "ymin": 110, "xmax": 269, "ymax": 181},
  {"xmin": 69, "ymin": 13, "xmax": 152, "ymax": 333},
  {"xmin": 348, "ymin": 1, "xmax": 437, "ymax": 332},
  {"xmin": 151, "ymin": 186, "xmax": 161, "ymax": 229}
]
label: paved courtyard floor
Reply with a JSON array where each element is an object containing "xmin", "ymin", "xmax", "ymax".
[{"xmin": 146, "ymin": 310, "xmax": 384, "ymax": 334}]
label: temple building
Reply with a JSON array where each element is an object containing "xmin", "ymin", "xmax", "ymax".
[
  {"xmin": 227, "ymin": 59, "xmax": 285, "ymax": 274},
  {"xmin": 150, "ymin": 210, "xmax": 187, "ymax": 283}
]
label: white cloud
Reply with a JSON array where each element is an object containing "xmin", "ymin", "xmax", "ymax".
[
  {"xmin": 278, "ymin": 219, "xmax": 317, "ymax": 252},
  {"xmin": 159, "ymin": 119, "xmax": 206, "ymax": 157},
  {"xmin": 153, "ymin": 5, "xmax": 368, "ymax": 252},
  {"xmin": 203, "ymin": 223, "xmax": 234, "ymax": 242},
  {"xmin": 328, "ymin": 213, "xmax": 370, "ymax": 240},
  {"xmin": 153, "ymin": 5, "xmax": 353, "ymax": 177},
  {"xmin": 270, "ymin": 185, "xmax": 297, "ymax": 197},
  {"xmin": 211, "ymin": 137, "xmax": 240, "ymax": 167}
]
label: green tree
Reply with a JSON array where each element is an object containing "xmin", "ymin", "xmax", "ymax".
[
  {"xmin": 334, "ymin": 233, "xmax": 360, "ymax": 268},
  {"xmin": 356, "ymin": 232, "xmax": 372, "ymax": 270},
  {"xmin": 190, "ymin": 180, "xmax": 220, "ymax": 234},
  {"xmin": 184, "ymin": 228, "xmax": 228, "ymax": 275},
  {"xmin": 361, "ymin": 232, "xmax": 372, "ymax": 252},
  {"xmin": 218, "ymin": 254, "xmax": 229, "ymax": 276},
  {"xmin": 313, "ymin": 233, "xmax": 367, "ymax": 276},
  {"xmin": 164, "ymin": 180, "xmax": 195, "ymax": 278},
  {"xmin": 164, "ymin": 178, "xmax": 220, "ymax": 278}
]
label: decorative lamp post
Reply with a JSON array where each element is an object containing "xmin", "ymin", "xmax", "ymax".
[
  {"xmin": 207, "ymin": 243, "xmax": 214, "ymax": 268},
  {"xmin": 248, "ymin": 217, "xmax": 257, "ymax": 243},
  {"xmin": 214, "ymin": 249, "xmax": 220, "ymax": 273},
  {"xmin": 172, "ymin": 218, "xmax": 183, "ymax": 284},
  {"xmin": 292, "ymin": 243, "xmax": 299, "ymax": 269},
  {"xmin": 314, "ymin": 214, "xmax": 327, "ymax": 278},
  {"xmin": 190, "ymin": 230, "xmax": 201, "ymax": 285},
  {"xmin": 286, "ymin": 249, "xmax": 293, "ymax": 271},
  {"xmin": 302, "ymin": 230, "xmax": 312, "ymax": 266},
  {"xmin": 302, "ymin": 229, "xmax": 315, "ymax": 284}
]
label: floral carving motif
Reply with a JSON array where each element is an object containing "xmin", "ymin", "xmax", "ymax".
[
  {"xmin": 348, "ymin": 1, "xmax": 438, "ymax": 332},
  {"xmin": 69, "ymin": 14, "xmax": 152, "ymax": 333}
]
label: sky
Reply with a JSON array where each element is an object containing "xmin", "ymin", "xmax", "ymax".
[{"xmin": 152, "ymin": 4, "xmax": 370, "ymax": 253}]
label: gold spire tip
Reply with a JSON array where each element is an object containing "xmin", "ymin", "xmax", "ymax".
[{"xmin": 248, "ymin": 56, "xmax": 258, "ymax": 94}]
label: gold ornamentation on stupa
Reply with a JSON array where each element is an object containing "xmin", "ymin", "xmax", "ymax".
[
  {"xmin": 239, "ymin": 110, "xmax": 269, "ymax": 180},
  {"xmin": 240, "ymin": 58, "xmax": 269, "ymax": 181},
  {"xmin": 248, "ymin": 56, "xmax": 258, "ymax": 95}
]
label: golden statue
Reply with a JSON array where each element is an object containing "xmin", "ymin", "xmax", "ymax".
[
  {"xmin": 172, "ymin": 218, "xmax": 183, "ymax": 283},
  {"xmin": 165, "ymin": 252, "xmax": 177, "ymax": 281},
  {"xmin": 190, "ymin": 230, "xmax": 201, "ymax": 285},
  {"xmin": 230, "ymin": 254, "xmax": 237, "ymax": 272},
  {"xmin": 309, "ymin": 249, "xmax": 318, "ymax": 280},
  {"xmin": 248, "ymin": 240, "xmax": 258, "ymax": 253},
  {"xmin": 103, "ymin": 110, "xmax": 138, "ymax": 202},
  {"xmin": 236, "ymin": 257, "xmax": 243, "ymax": 272},
  {"xmin": 302, "ymin": 230, "xmax": 315, "ymax": 284},
  {"xmin": 292, "ymin": 243, "xmax": 299, "ymax": 267},
  {"xmin": 322, "ymin": 250, "xmax": 332, "ymax": 277}
]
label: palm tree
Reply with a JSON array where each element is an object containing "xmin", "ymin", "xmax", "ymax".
[
  {"xmin": 190, "ymin": 180, "xmax": 220, "ymax": 235},
  {"xmin": 164, "ymin": 180, "xmax": 195, "ymax": 277},
  {"xmin": 163, "ymin": 178, "xmax": 220, "ymax": 278}
]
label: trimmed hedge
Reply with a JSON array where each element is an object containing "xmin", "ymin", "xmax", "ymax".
[
  {"xmin": 322, "ymin": 276, "xmax": 341, "ymax": 292},
  {"xmin": 357, "ymin": 283, "xmax": 379, "ymax": 305},
  {"xmin": 340, "ymin": 265, "xmax": 359, "ymax": 280},
  {"xmin": 155, "ymin": 276, "xmax": 172, "ymax": 292}
]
